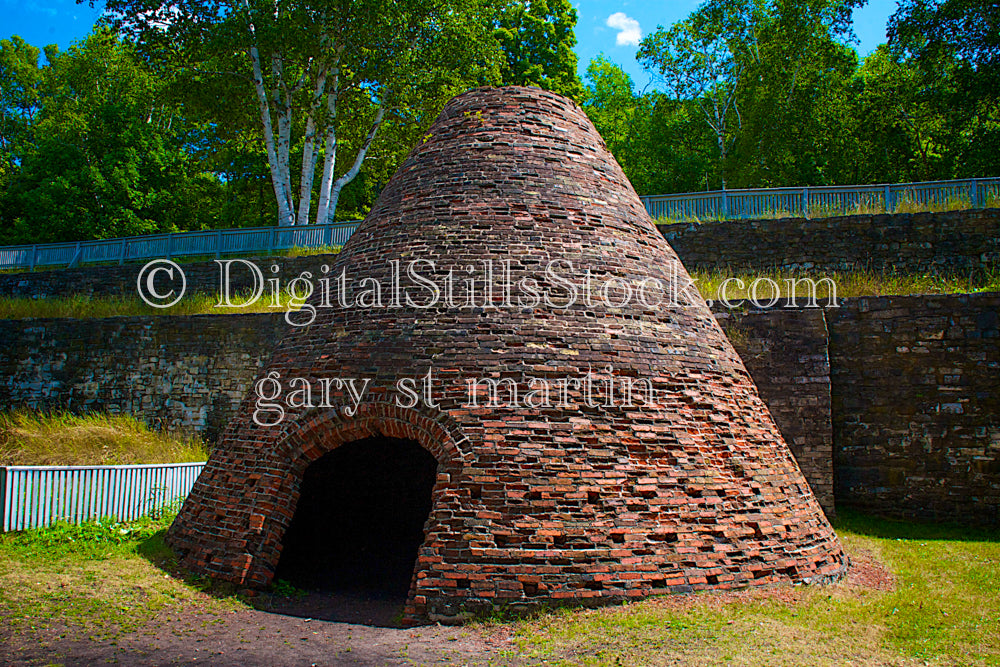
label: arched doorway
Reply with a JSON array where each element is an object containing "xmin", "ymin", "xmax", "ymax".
[{"xmin": 274, "ymin": 436, "xmax": 439, "ymax": 599}]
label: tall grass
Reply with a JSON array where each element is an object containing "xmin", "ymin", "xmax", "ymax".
[
  {"xmin": 657, "ymin": 190, "xmax": 1000, "ymax": 225},
  {"xmin": 0, "ymin": 290, "xmax": 292, "ymax": 319},
  {"xmin": 692, "ymin": 266, "xmax": 1000, "ymax": 302},
  {"xmin": 0, "ymin": 244, "xmax": 342, "ymax": 275},
  {"xmin": 0, "ymin": 410, "xmax": 209, "ymax": 466}
]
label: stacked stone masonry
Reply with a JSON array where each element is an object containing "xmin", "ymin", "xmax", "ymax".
[
  {"xmin": 659, "ymin": 208, "xmax": 1000, "ymax": 274},
  {"xmin": 828, "ymin": 293, "xmax": 1000, "ymax": 526},
  {"xmin": 4, "ymin": 212, "xmax": 1000, "ymax": 301},
  {"xmin": 3, "ymin": 294, "xmax": 997, "ymax": 527}
]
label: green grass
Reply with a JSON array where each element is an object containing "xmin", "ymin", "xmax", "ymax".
[
  {"xmin": 0, "ymin": 268, "xmax": 996, "ymax": 320},
  {"xmin": 692, "ymin": 266, "xmax": 1000, "ymax": 303},
  {"xmin": 0, "ymin": 511, "xmax": 243, "ymax": 642},
  {"xmin": 0, "ymin": 510, "xmax": 997, "ymax": 663},
  {"xmin": 485, "ymin": 510, "xmax": 1000, "ymax": 666},
  {"xmin": 0, "ymin": 290, "xmax": 293, "ymax": 318},
  {"xmin": 0, "ymin": 410, "xmax": 209, "ymax": 466},
  {"xmin": 0, "ymin": 244, "xmax": 342, "ymax": 274},
  {"xmin": 657, "ymin": 192, "xmax": 1000, "ymax": 225}
]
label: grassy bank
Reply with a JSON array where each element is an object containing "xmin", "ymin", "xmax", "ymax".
[
  {"xmin": 0, "ymin": 410, "xmax": 209, "ymax": 466},
  {"xmin": 691, "ymin": 267, "xmax": 1000, "ymax": 304},
  {"xmin": 656, "ymin": 194, "xmax": 1000, "ymax": 225},
  {"xmin": 0, "ymin": 511, "xmax": 237, "ymax": 643},
  {"xmin": 0, "ymin": 268, "xmax": 997, "ymax": 320},
  {"xmin": 0, "ymin": 291, "xmax": 287, "ymax": 319}
]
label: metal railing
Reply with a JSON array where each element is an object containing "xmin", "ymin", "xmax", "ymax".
[
  {"xmin": 640, "ymin": 177, "xmax": 1000, "ymax": 222},
  {"xmin": 2, "ymin": 176, "xmax": 997, "ymax": 271},
  {"xmin": 0, "ymin": 462, "xmax": 205, "ymax": 532},
  {"xmin": 0, "ymin": 221, "xmax": 360, "ymax": 272}
]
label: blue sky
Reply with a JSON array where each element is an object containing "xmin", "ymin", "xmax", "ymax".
[{"xmin": 1, "ymin": 0, "xmax": 899, "ymax": 89}]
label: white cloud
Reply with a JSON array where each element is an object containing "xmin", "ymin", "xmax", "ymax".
[{"xmin": 606, "ymin": 12, "xmax": 641, "ymax": 47}]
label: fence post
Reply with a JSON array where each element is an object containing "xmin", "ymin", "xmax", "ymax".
[
  {"xmin": 166, "ymin": 234, "xmax": 172, "ymax": 260},
  {"xmin": 802, "ymin": 188, "xmax": 809, "ymax": 218},
  {"xmin": 0, "ymin": 466, "xmax": 6, "ymax": 533},
  {"xmin": 884, "ymin": 185, "xmax": 892, "ymax": 212},
  {"xmin": 29, "ymin": 245, "xmax": 37, "ymax": 271},
  {"xmin": 216, "ymin": 230, "xmax": 223, "ymax": 260},
  {"xmin": 970, "ymin": 179, "xmax": 978, "ymax": 208},
  {"xmin": 720, "ymin": 190, "xmax": 728, "ymax": 219},
  {"xmin": 324, "ymin": 223, "xmax": 333, "ymax": 247},
  {"xmin": 118, "ymin": 239, "xmax": 126, "ymax": 265}
]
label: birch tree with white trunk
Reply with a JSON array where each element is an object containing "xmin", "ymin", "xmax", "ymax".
[{"xmin": 101, "ymin": 0, "xmax": 503, "ymax": 226}]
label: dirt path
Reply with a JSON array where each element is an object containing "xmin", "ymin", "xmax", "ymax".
[{"xmin": 1, "ymin": 593, "xmax": 519, "ymax": 666}]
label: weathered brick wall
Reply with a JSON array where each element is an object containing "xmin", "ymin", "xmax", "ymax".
[
  {"xmin": 164, "ymin": 86, "xmax": 845, "ymax": 623},
  {"xmin": 660, "ymin": 208, "xmax": 1000, "ymax": 273},
  {"xmin": 828, "ymin": 293, "xmax": 1000, "ymax": 526},
  {"xmin": 713, "ymin": 305, "xmax": 835, "ymax": 516},
  {"xmin": 0, "ymin": 314, "xmax": 283, "ymax": 441},
  {"xmin": 0, "ymin": 254, "xmax": 335, "ymax": 299}
]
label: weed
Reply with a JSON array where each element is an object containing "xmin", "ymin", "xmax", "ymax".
[
  {"xmin": 0, "ymin": 409, "xmax": 209, "ymax": 466},
  {"xmin": 270, "ymin": 579, "xmax": 307, "ymax": 598}
]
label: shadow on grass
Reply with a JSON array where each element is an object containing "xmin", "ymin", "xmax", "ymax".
[
  {"xmin": 136, "ymin": 528, "xmax": 409, "ymax": 628},
  {"xmin": 833, "ymin": 508, "xmax": 1000, "ymax": 543}
]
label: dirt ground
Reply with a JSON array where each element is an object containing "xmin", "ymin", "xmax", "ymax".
[
  {"xmin": 0, "ymin": 552, "xmax": 893, "ymax": 667},
  {"xmin": 0, "ymin": 591, "xmax": 515, "ymax": 666}
]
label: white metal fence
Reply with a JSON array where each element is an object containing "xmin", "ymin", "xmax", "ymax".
[
  {"xmin": 640, "ymin": 177, "xmax": 1000, "ymax": 222},
  {"xmin": 0, "ymin": 462, "xmax": 205, "ymax": 532},
  {"xmin": 0, "ymin": 221, "xmax": 360, "ymax": 271},
  {"xmin": 2, "ymin": 177, "xmax": 998, "ymax": 271}
]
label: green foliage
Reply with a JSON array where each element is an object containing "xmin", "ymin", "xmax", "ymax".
[
  {"xmin": 584, "ymin": 0, "xmax": 998, "ymax": 195},
  {"xmin": 104, "ymin": 0, "xmax": 506, "ymax": 227},
  {"xmin": 888, "ymin": 0, "xmax": 1000, "ymax": 178},
  {"xmin": 1, "ymin": 31, "xmax": 223, "ymax": 244},
  {"xmin": 0, "ymin": 37, "xmax": 48, "ymax": 186},
  {"xmin": 583, "ymin": 57, "xmax": 714, "ymax": 195},
  {"xmin": 1, "ymin": 513, "xmax": 176, "ymax": 561},
  {"xmin": 495, "ymin": 0, "xmax": 585, "ymax": 101}
]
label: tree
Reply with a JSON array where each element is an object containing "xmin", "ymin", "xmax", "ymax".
[
  {"xmin": 888, "ymin": 0, "xmax": 1000, "ymax": 177},
  {"xmin": 730, "ymin": 0, "xmax": 862, "ymax": 186},
  {"xmin": 582, "ymin": 56, "xmax": 716, "ymax": 195},
  {"xmin": 4, "ymin": 31, "xmax": 222, "ymax": 244},
  {"xmin": 0, "ymin": 37, "xmax": 53, "ymax": 195},
  {"xmin": 100, "ymin": 0, "xmax": 503, "ymax": 227},
  {"xmin": 583, "ymin": 57, "xmax": 639, "ymax": 167},
  {"xmin": 638, "ymin": 0, "xmax": 758, "ymax": 189},
  {"xmin": 889, "ymin": 0, "xmax": 999, "ymax": 96},
  {"xmin": 495, "ymin": 0, "xmax": 585, "ymax": 100}
]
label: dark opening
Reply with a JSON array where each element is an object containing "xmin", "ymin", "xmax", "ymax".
[{"xmin": 274, "ymin": 436, "xmax": 438, "ymax": 598}]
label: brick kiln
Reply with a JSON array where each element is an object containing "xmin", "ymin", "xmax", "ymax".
[{"xmin": 166, "ymin": 86, "xmax": 846, "ymax": 623}]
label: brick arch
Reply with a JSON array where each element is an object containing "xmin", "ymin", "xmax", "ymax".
[
  {"xmin": 244, "ymin": 400, "xmax": 474, "ymax": 598},
  {"xmin": 276, "ymin": 400, "xmax": 472, "ymax": 474}
]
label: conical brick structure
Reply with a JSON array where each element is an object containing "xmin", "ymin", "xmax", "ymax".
[{"xmin": 166, "ymin": 86, "xmax": 846, "ymax": 624}]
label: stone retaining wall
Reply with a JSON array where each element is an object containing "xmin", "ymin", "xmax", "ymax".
[
  {"xmin": 660, "ymin": 208, "xmax": 1000, "ymax": 274},
  {"xmin": 4, "ymin": 208, "xmax": 998, "ymax": 301},
  {"xmin": 1, "ymin": 293, "xmax": 997, "ymax": 524},
  {"xmin": 828, "ymin": 293, "xmax": 1000, "ymax": 525}
]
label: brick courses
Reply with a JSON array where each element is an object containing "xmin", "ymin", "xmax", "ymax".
[{"xmin": 157, "ymin": 86, "xmax": 846, "ymax": 623}]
